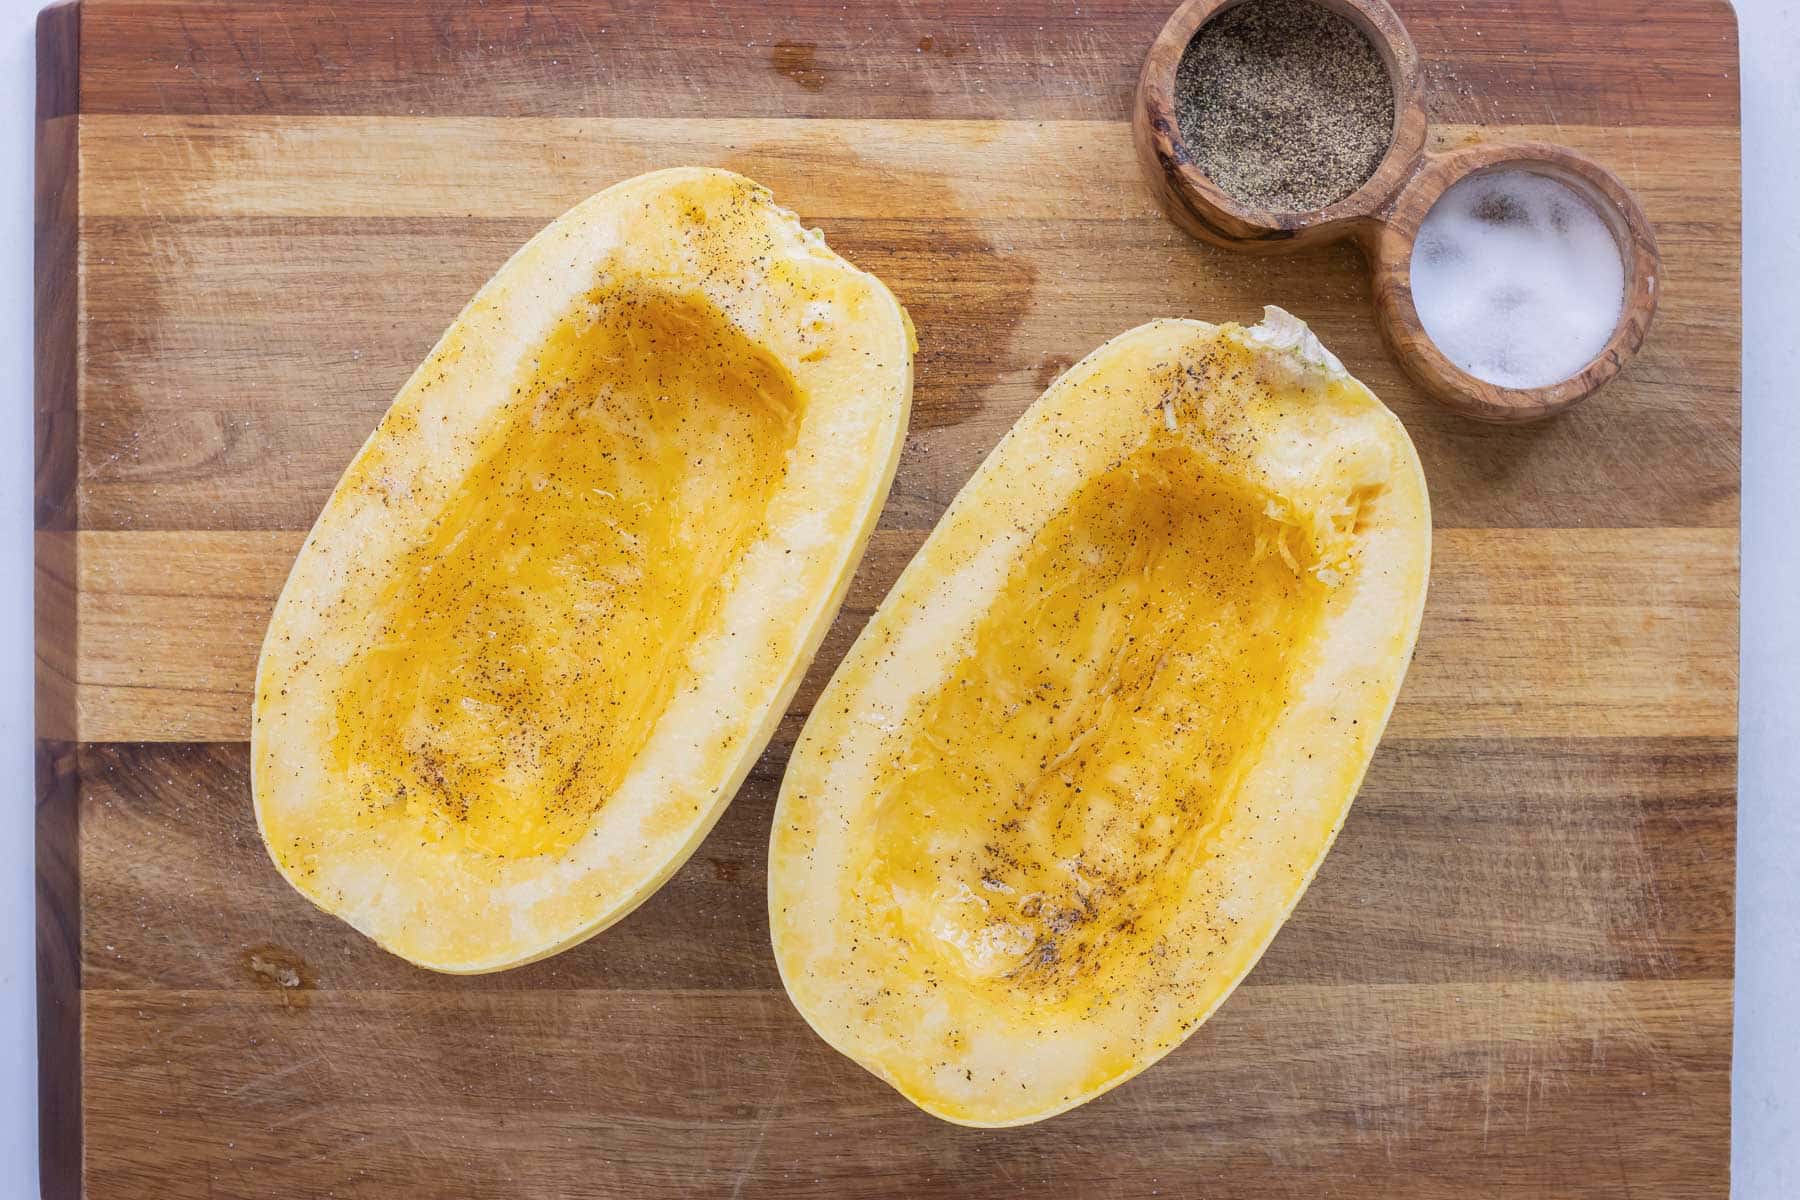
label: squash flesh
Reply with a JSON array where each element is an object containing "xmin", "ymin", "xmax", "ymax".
[
  {"xmin": 873, "ymin": 442, "xmax": 1328, "ymax": 996},
  {"xmin": 326, "ymin": 288, "xmax": 803, "ymax": 862},
  {"xmin": 770, "ymin": 310, "xmax": 1429, "ymax": 1125}
]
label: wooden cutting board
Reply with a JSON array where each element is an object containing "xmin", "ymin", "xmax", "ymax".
[{"xmin": 34, "ymin": 1, "xmax": 1740, "ymax": 1195}]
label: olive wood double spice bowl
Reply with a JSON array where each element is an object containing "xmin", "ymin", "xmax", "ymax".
[{"xmin": 1134, "ymin": 0, "xmax": 1660, "ymax": 423}]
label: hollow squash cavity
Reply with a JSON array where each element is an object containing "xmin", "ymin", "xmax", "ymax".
[
  {"xmin": 326, "ymin": 288, "xmax": 803, "ymax": 862},
  {"xmin": 873, "ymin": 441, "xmax": 1328, "ymax": 1000}
]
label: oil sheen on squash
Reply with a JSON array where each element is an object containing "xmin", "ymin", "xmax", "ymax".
[
  {"xmin": 327, "ymin": 286, "xmax": 801, "ymax": 861},
  {"xmin": 873, "ymin": 440, "xmax": 1327, "ymax": 1000}
]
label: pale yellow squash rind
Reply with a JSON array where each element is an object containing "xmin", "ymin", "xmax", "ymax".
[
  {"xmin": 253, "ymin": 168, "xmax": 912, "ymax": 973},
  {"xmin": 768, "ymin": 309, "xmax": 1429, "ymax": 1126}
]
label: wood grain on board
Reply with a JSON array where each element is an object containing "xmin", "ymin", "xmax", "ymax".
[
  {"xmin": 65, "ymin": 527, "xmax": 1738, "ymax": 744},
  {"xmin": 36, "ymin": 0, "xmax": 1740, "ymax": 1196}
]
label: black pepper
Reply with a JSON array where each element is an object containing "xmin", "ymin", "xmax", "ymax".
[{"xmin": 1174, "ymin": 0, "xmax": 1395, "ymax": 212}]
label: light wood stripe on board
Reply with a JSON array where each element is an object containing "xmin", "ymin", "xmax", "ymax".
[
  {"xmin": 51, "ymin": 526, "xmax": 1737, "ymax": 743},
  {"xmin": 78, "ymin": 117, "xmax": 1737, "ymax": 221}
]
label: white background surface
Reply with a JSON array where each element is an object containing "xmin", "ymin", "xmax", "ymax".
[{"xmin": 0, "ymin": 1, "xmax": 1793, "ymax": 1196}]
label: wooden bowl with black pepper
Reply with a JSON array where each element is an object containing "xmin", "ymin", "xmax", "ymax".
[
  {"xmin": 1133, "ymin": 0, "xmax": 1427, "ymax": 252},
  {"xmin": 1133, "ymin": 0, "xmax": 1661, "ymax": 422}
]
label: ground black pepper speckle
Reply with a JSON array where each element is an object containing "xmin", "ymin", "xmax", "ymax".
[{"xmin": 1174, "ymin": 0, "xmax": 1395, "ymax": 213}]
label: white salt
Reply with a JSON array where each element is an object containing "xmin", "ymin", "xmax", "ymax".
[{"xmin": 1410, "ymin": 169, "xmax": 1625, "ymax": 390}]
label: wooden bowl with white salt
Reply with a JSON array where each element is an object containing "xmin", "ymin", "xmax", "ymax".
[{"xmin": 1133, "ymin": 0, "xmax": 1661, "ymax": 423}]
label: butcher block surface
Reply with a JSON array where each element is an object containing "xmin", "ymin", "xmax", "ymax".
[{"xmin": 35, "ymin": 1, "xmax": 1740, "ymax": 1196}]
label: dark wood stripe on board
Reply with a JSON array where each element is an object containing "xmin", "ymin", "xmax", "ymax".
[
  {"xmin": 79, "ymin": 736, "xmax": 1735, "ymax": 994},
  {"xmin": 73, "ymin": 0, "xmax": 1740, "ymax": 128}
]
